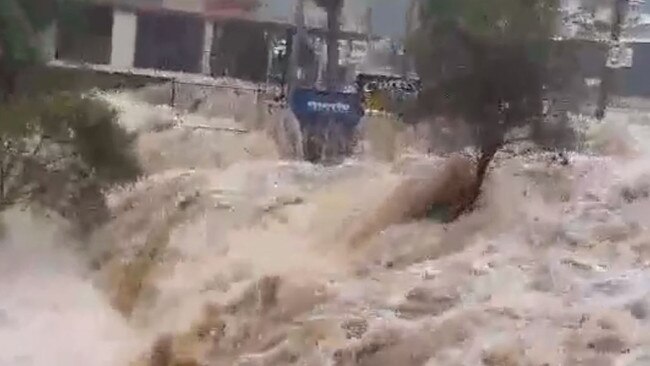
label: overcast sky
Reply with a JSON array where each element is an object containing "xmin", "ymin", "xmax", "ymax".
[
  {"xmin": 259, "ymin": 0, "xmax": 411, "ymax": 38},
  {"xmin": 369, "ymin": 1, "xmax": 650, "ymax": 38},
  {"xmin": 263, "ymin": 0, "xmax": 650, "ymax": 39},
  {"xmin": 369, "ymin": 0, "xmax": 410, "ymax": 38},
  {"xmin": 643, "ymin": 2, "xmax": 650, "ymax": 12}
]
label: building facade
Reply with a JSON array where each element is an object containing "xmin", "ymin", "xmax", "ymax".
[{"xmin": 43, "ymin": 0, "xmax": 387, "ymax": 84}]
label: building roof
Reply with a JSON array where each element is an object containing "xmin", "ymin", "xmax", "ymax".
[{"xmin": 96, "ymin": 0, "xmax": 371, "ymax": 34}]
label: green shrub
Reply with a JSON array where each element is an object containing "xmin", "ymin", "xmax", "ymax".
[{"xmin": 0, "ymin": 92, "xmax": 142, "ymax": 234}]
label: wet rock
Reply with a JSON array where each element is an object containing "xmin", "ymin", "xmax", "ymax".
[
  {"xmin": 591, "ymin": 278, "xmax": 631, "ymax": 297},
  {"xmin": 592, "ymin": 222, "xmax": 637, "ymax": 243},
  {"xmin": 627, "ymin": 300, "xmax": 648, "ymax": 320},
  {"xmin": 332, "ymin": 330, "xmax": 402, "ymax": 366},
  {"xmin": 621, "ymin": 185, "xmax": 650, "ymax": 204},
  {"xmin": 257, "ymin": 276, "xmax": 280, "ymax": 314},
  {"xmin": 143, "ymin": 304, "xmax": 226, "ymax": 366},
  {"xmin": 341, "ymin": 319, "xmax": 368, "ymax": 340},
  {"xmin": 561, "ymin": 258, "xmax": 607, "ymax": 273},
  {"xmin": 395, "ymin": 286, "xmax": 459, "ymax": 319},
  {"xmin": 481, "ymin": 344, "xmax": 525, "ymax": 366},
  {"xmin": 587, "ymin": 334, "xmax": 630, "ymax": 354},
  {"xmin": 176, "ymin": 191, "xmax": 201, "ymax": 211},
  {"xmin": 225, "ymin": 276, "xmax": 281, "ymax": 315},
  {"xmin": 149, "ymin": 334, "xmax": 174, "ymax": 366},
  {"xmin": 262, "ymin": 195, "xmax": 304, "ymax": 213},
  {"xmin": 193, "ymin": 304, "xmax": 226, "ymax": 342},
  {"xmin": 551, "ymin": 152, "xmax": 570, "ymax": 166}
]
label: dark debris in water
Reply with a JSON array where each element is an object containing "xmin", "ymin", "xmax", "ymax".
[
  {"xmin": 341, "ymin": 318, "xmax": 369, "ymax": 340},
  {"xmin": 621, "ymin": 185, "xmax": 650, "ymax": 204},
  {"xmin": 590, "ymin": 279, "xmax": 631, "ymax": 297},
  {"xmin": 586, "ymin": 334, "xmax": 630, "ymax": 354}
]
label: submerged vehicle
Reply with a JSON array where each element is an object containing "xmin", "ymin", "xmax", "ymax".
[
  {"xmin": 289, "ymin": 87, "xmax": 365, "ymax": 163},
  {"xmin": 355, "ymin": 71, "xmax": 421, "ymax": 116},
  {"xmin": 287, "ymin": 72, "xmax": 421, "ymax": 163}
]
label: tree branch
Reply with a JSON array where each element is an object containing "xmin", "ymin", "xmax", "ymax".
[{"xmin": 452, "ymin": 143, "xmax": 501, "ymax": 220}]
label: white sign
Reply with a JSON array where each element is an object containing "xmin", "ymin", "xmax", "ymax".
[{"xmin": 307, "ymin": 101, "xmax": 351, "ymax": 114}]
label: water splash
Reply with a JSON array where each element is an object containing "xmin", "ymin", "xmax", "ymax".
[
  {"xmin": 5, "ymin": 87, "xmax": 650, "ymax": 365},
  {"xmin": 0, "ymin": 208, "xmax": 142, "ymax": 366}
]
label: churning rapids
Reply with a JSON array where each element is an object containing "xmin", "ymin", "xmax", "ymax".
[{"xmin": 4, "ymin": 85, "xmax": 650, "ymax": 366}]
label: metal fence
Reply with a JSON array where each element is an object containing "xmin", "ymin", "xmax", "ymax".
[{"xmin": 165, "ymin": 78, "xmax": 287, "ymax": 127}]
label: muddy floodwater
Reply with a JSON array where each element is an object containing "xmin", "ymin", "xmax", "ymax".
[{"xmin": 3, "ymin": 87, "xmax": 650, "ymax": 366}]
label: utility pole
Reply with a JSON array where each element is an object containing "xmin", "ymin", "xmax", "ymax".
[
  {"xmin": 595, "ymin": 0, "xmax": 630, "ymax": 120},
  {"xmin": 325, "ymin": 0, "xmax": 343, "ymax": 91},
  {"xmin": 366, "ymin": 6, "xmax": 373, "ymax": 52},
  {"xmin": 404, "ymin": 0, "xmax": 420, "ymax": 76},
  {"xmin": 288, "ymin": 0, "xmax": 306, "ymax": 97},
  {"xmin": 312, "ymin": 0, "xmax": 344, "ymax": 90}
]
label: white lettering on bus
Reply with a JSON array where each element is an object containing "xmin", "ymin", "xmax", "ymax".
[{"xmin": 307, "ymin": 101, "xmax": 351, "ymax": 113}]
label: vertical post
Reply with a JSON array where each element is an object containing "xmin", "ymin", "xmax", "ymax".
[
  {"xmin": 404, "ymin": 0, "xmax": 417, "ymax": 76},
  {"xmin": 110, "ymin": 10, "xmax": 138, "ymax": 68},
  {"xmin": 212, "ymin": 23, "xmax": 224, "ymax": 76},
  {"xmin": 288, "ymin": 0, "xmax": 306, "ymax": 97},
  {"xmin": 0, "ymin": 164, "xmax": 4, "ymax": 203},
  {"xmin": 170, "ymin": 80, "xmax": 176, "ymax": 107},
  {"xmin": 201, "ymin": 21, "xmax": 214, "ymax": 75},
  {"xmin": 595, "ymin": 0, "xmax": 629, "ymax": 120},
  {"xmin": 366, "ymin": 6, "xmax": 373, "ymax": 54},
  {"xmin": 265, "ymin": 30, "xmax": 274, "ymax": 84},
  {"xmin": 38, "ymin": 22, "xmax": 58, "ymax": 62},
  {"xmin": 325, "ymin": 1, "xmax": 342, "ymax": 91}
]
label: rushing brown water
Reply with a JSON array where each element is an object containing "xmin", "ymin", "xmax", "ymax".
[{"xmin": 3, "ymin": 87, "xmax": 650, "ymax": 366}]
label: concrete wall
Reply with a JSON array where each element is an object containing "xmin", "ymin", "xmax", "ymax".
[
  {"xmin": 38, "ymin": 24, "xmax": 58, "ymax": 62},
  {"xmin": 45, "ymin": 0, "xmax": 395, "ymax": 79},
  {"xmin": 617, "ymin": 43, "xmax": 650, "ymax": 97},
  {"xmin": 134, "ymin": 11, "xmax": 205, "ymax": 73},
  {"xmin": 201, "ymin": 21, "xmax": 214, "ymax": 75},
  {"xmin": 57, "ymin": 5, "xmax": 114, "ymax": 64},
  {"xmin": 110, "ymin": 10, "xmax": 138, "ymax": 68},
  {"xmin": 163, "ymin": 0, "xmax": 202, "ymax": 13},
  {"xmin": 209, "ymin": 21, "xmax": 270, "ymax": 81}
]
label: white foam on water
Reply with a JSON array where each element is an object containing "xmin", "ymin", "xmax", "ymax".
[
  {"xmin": 6, "ymin": 85, "xmax": 650, "ymax": 365},
  {"xmin": 0, "ymin": 209, "xmax": 142, "ymax": 366}
]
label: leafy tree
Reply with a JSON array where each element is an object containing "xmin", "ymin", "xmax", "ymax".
[
  {"xmin": 0, "ymin": 94, "xmax": 142, "ymax": 235},
  {"xmin": 0, "ymin": 0, "xmax": 142, "ymax": 235},
  {"xmin": 0, "ymin": 0, "xmax": 85, "ymax": 100},
  {"xmin": 409, "ymin": 0, "xmax": 582, "ymax": 218}
]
